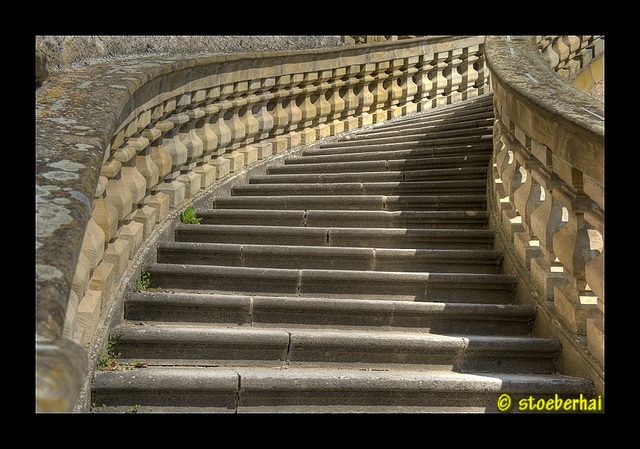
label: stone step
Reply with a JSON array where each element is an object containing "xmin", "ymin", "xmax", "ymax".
[
  {"xmin": 331, "ymin": 115, "xmax": 494, "ymax": 143},
  {"xmin": 211, "ymin": 194, "xmax": 487, "ymax": 211},
  {"xmin": 143, "ymin": 263, "xmax": 517, "ymax": 303},
  {"xmin": 175, "ymin": 224, "xmax": 495, "ymax": 249},
  {"xmin": 125, "ymin": 292, "xmax": 535, "ymax": 335},
  {"xmin": 283, "ymin": 143, "xmax": 492, "ymax": 165},
  {"xmin": 267, "ymin": 154, "xmax": 491, "ymax": 175},
  {"xmin": 231, "ymin": 179, "xmax": 487, "ymax": 197},
  {"xmin": 249, "ymin": 167, "xmax": 489, "ymax": 184},
  {"xmin": 196, "ymin": 209, "xmax": 489, "ymax": 229},
  {"xmin": 308, "ymin": 127, "xmax": 493, "ymax": 154},
  {"xmin": 106, "ymin": 324, "xmax": 561, "ymax": 374},
  {"xmin": 92, "ymin": 366, "xmax": 593, "ymax": 413},
  {"xmin": 157, "ymin": 242, "xmax": 504, "ymax": 273}
]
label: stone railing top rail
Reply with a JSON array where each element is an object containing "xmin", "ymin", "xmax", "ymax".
[{"xmin": 484, "ymin": 35, "xmax": 604, "ymax": 185}]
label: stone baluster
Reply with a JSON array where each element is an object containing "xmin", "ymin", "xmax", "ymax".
[
  {"xmin": 459, "ymin": 45, "xmax": 480, "ymax": 99},
  {"xmin": 101, "ymin": 159, "xmax": 133, "ymax": 226},
  {"xmin": 285, "ymin": 74, "xmax": 304, "ymax": 148},
  {"xmin": 369, "ymin": 61, "xmax": 389, "ymax": 123},
  {"xmin": 239, "ymin": 91, "xmax": 261, "ymax": 147},
  {"xmin": 297, "ymin": 72, "xmax": 318, "ymax": 144},
  {"xmin": 326, "ymin": 67, "xmax": 346, "ymax": 135},
  {"xmin": 253, "ymin": 78, "xmax": 276, "ymax": 142},
  {"xmin": 220, "ymin": 84, "xmax": 246, "ymax": 154},
  {"xmin": 551, "ymin": 177, "xmax": 600, "ymax": 336},
  {"xmin": 529, "ymin": 142, "xmax": 569, "ymax": 301},
  {"xmin": 267, "ymin": 80, "xmax": 291, "ymax": 155},
  {"xmin": 355, "ymin": 64, "xmax": 375, "ymax": 126},
  {"xmin": 209, "ymin": 91, "xmax": 233, "ymax": 158},
  {"xmin": 340, "ymin": 65, "xmax": 361, "ymax": 131},
  {"xmin": 91, "ymin": 176, "xmax": 118, "ymax": 246},
  {"xmin": 385, "ymin": 59, "xmax": 405, "ymax": 119},
  {"xmin": 314, "ymin": 70, "xmax": 334, "ymax": 141},
  {"xmin": 114, "ymin": 136, "xmax": 157, "ymax": 240},
  {"xmin": 445, "ymin": 48, "xmax": 463, "ymax": 103},
  {"xmin": 399, "ymin": 57, "xmax": 419, "ymax": 116},
  {"xmin": 584, "ymin": 199, "xmax": 604, "ymax": 365},
  {"xmin": 161, "ymin": 106, "xmax": 188, "ymax": 208},
  {"xmin": 192, "ymin": 100, "xmax": 218, "ymax": 190},
  {"xmin": 177, "ymin": 105, "xmax": 204, "ymax": 198},
  {"xmin": 430, "ymin": 50, "xmax": 450, "ymax": 106},
  {"xmin": 143, "ymin": 121, "xmax": 173, "ymax": 220},
  {"xmin": 512, "ymin": 147, "xmax": 545, "ymax": 270}
]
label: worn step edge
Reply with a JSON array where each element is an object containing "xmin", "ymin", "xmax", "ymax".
[
  {"xmin": 125, "ymin": 292, "xmax": 535, "ymax": 333},
  {"xmin": 196, "ymin": 209, "xmax": 489, "ymax": 229},
  {"xmin": 211, "ymin": 194, "xmax": 487, "ymax": 211},
  {"xmin": 91, "ymin": 367, "xmax": 594, "ymax": 413},
  {"xmin": 174, "ymin": 224, "xmax": 495, "ymax": 249},
  {"xmin": 285, "ymin": 143, "xmax": 492, "ymax": 165},
  {"xmin": 326, "ymin": 116, "xmax": 494, "ymax": 144},
  {"xmin": 157, "ymin": 241, "xmax": 503, "ymax": 273},
  {"xmin": 267, "ymin": 155, "xmax": 491, "ymax": 175},
  {"xmin": 108, "ymin": 324, "xmax": 560, "ymax": 374},
  {"xmin": 249, "ymin": 167, "xmax": 489, "ymax": 184},
  {"xmin": 308, "ymin": 127, "xmax": 493, "ymax": 153},
  {"xmin": 144, "ymin": 263, "xmax": 517, "ymax": 302},
  {"xmin": 230, "ymin": 180, "xmax": 487, "ymax": 196}
]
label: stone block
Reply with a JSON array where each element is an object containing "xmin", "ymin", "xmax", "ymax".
[
  {"xmin": 224, "ymin": 152, "xmax": 245, "ymax": 173},
  {"xmin": 178, "ymin": 171, "xmax": 202, "ymax": 199},
  {"xmin": 316, "ymin": 124, "xmax": 331, "ymax": 140},
  {"xmin": 195, "ymin": 163, "xmax": 217, "ymax": 189},
  {"xmin": 210, "ymin": 157, "xmax": 230, "ymax": 180},
  {"xmin": 161, "ymin": 180, "xmax": 186, "ymax": 209},
  {"xmin": 71, "ymin": 252, "xmax": 91, "ymax": 300},
  {"xmin": 530, "ymin": 258, "xmax": 568, "ymax": 301},
  {"xmin": 62, "ymin": 290, "xmax": 79, "ymax": 342},
  {"xmin": 104, "ymin": 238, "xmax": 130, "ymax": 278},
  {"xmin": 300, "ymin": 128, "xmax": 316, "ymax": 145},
  {"xmin": 145, "ymin": 191, "xmax": 170, "ymax": 223},
  {"xmin": 119, "ymin": 220, "xmax": 144, "ymax": 259},
  {"xmin": 586, "ymin": 317, "xmax": 604, "ymax": 366},
  {"xmin": 89, "ymin": 261, "xmax": 116, "ymax": 308},
  {"xmin": 239, "ymin": 146, "xmax": 259, "ymax": 166},
  {"xmin": 254, "ymin": 142, "xmax": 273, "ymax": 160},
  {"xmin": 514, "ymin": 233, "xmax": 543, "ymax": 271},
  {"xmin": 77, "ymin": 289, "xmax": 102, "ymax": 347},
  {"xmin": 288, "ymin": 132, "xmax": 302, "ymax": 149},
  {"xmin": 271, "ymin": 137, "xmax": 289, "ymax": 154},
  {"xmin": 132, "ymin": 205, "xmax": 158, "ymax": 240},
  {"xmin": 553, "ymin": 284, "xmax": 599, "ymax": 335}
]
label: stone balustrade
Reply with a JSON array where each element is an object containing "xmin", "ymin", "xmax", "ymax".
[
  {"xmin": 36, "ymin": 35, "xmax": 605, "ymax": 411},
  {"xmin": 36, "ymin": 35, "xmax": 491, "ymax": 411},
  {"xmin": 485, "ymin": 36, "xmax": 604, "ymax": 392}
]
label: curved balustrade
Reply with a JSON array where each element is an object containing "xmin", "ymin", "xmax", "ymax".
[
  {"xmin": 485, "ymin": 36, "xmax": 604, "ymax": 393},
  {"xmin": 36, "ymin": 35, "xmax": 605, "ymax": 411},
  {"xmin": 36, "ymin": 35, "xmax": 490, "ymax": 411}
]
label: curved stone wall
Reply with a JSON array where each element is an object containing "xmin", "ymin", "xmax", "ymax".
[
  {"xmin": 36, "ymin": 35, "xmax": 490, "ymax": 411},
  {"xmin": 485, "ymin": 35, "xmax": 604, "ymax": 394}
]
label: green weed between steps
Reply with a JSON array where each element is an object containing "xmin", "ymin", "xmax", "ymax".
[{"xmin": 180, "ymin": 205, "xmax": 202, "ymax": 224}]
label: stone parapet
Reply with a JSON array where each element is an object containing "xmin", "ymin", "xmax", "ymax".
[
  {"xmin": 485, "ymin": 36, "xmax": 604, "ymax": 394},
  {"xmin": 36, "ymin": 35, "xmax": 489, "ymax": 411}
]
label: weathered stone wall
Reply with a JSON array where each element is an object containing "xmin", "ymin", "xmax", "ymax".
[{"xmin": 36, "ymin": 36, "xmax": 346, "ymax": 78}]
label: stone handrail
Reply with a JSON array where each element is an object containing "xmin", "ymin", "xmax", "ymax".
[
  {"xmin": 36, "ymin": 35, "xmax": 490, "ymax": 411},
  {"xmin": 485, "ymin": 36, "xmax": 604, "ymax": 392}
]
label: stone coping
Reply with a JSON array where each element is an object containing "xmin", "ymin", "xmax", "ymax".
[{"xmin": 485, "ymin": 35, "xmax": 604, "ymax": 186}]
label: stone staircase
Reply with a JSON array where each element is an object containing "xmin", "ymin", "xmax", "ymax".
[{"xmin": 91, "ymin": 94, "xmax": 594, "ymax": 413}]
